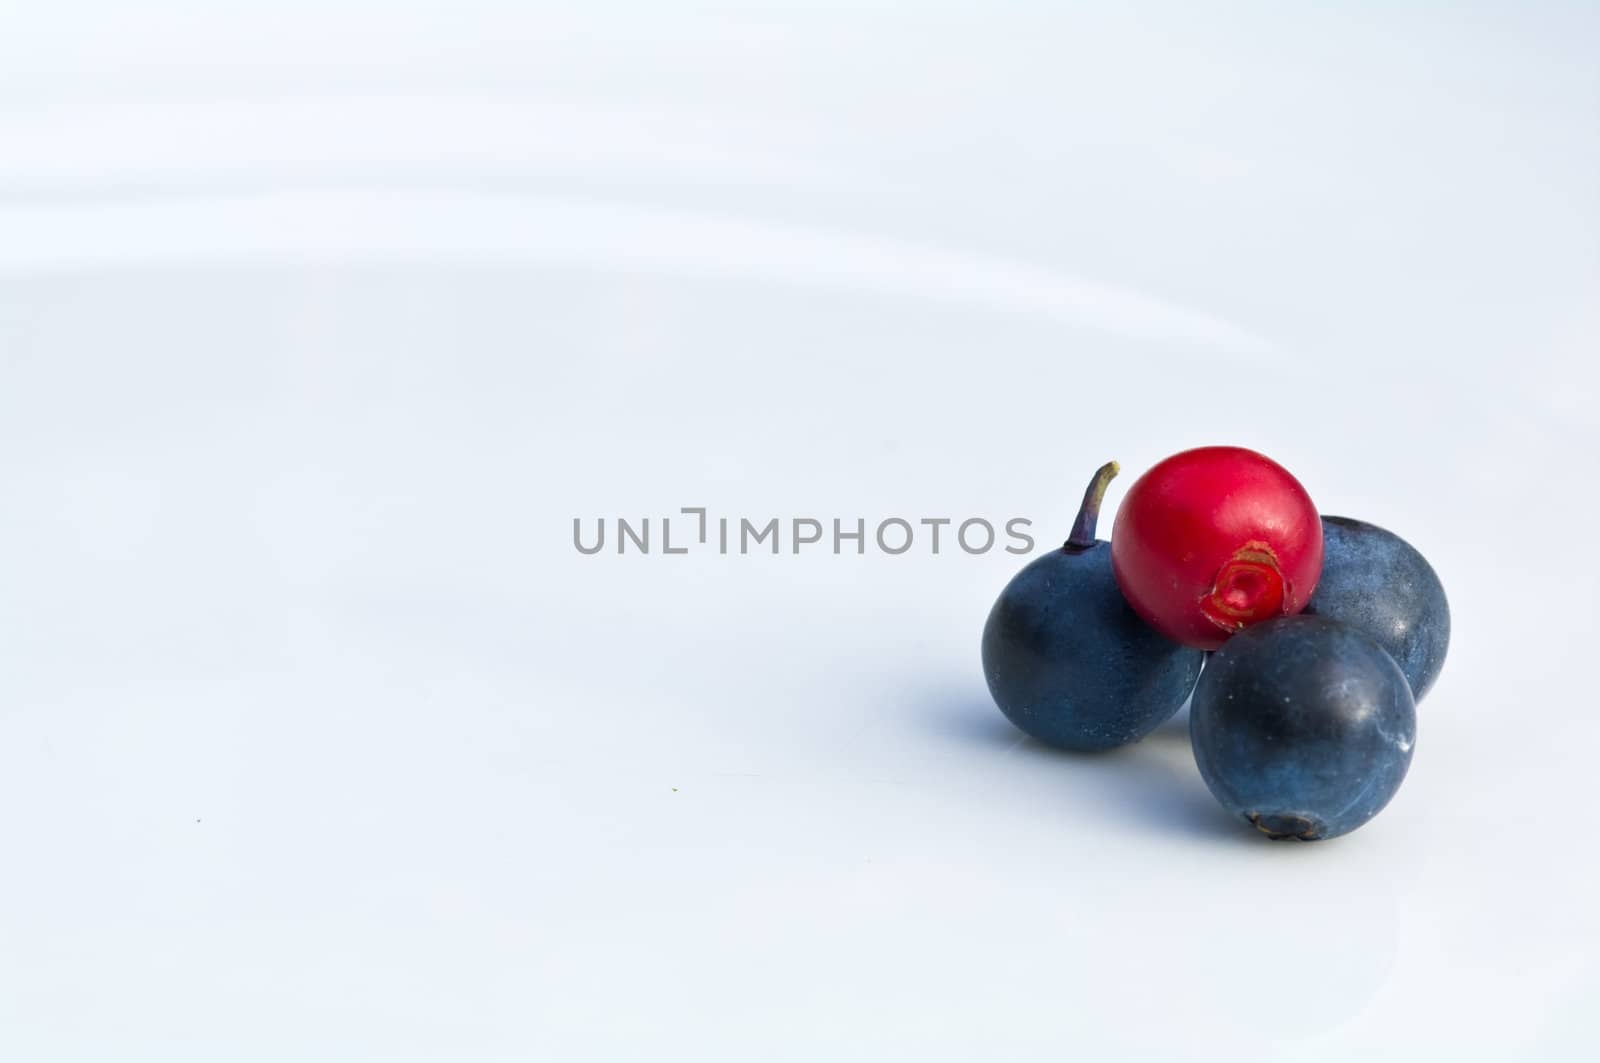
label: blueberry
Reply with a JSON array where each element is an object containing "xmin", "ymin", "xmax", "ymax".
[
  {"xmin": 982, "ymin": 463, "xmax": 1204, "ymax": 751},
  {"xmin": 1304, "ymin": 516, "xmax": 1450, "ymax": 700},
  {"xmin": 1190, "ymin": 615, "xmax": 1416, "ymax": 841}
]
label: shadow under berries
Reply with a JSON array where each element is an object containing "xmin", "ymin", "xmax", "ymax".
[{"xmin": 920, "ymin": 690, "xmax": 1260, "ymax": 846}]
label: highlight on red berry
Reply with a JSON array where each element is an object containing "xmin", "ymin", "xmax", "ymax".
[{"xmin": 1110, "ymin": 446, "xmax": 1323, "ymax": 651}]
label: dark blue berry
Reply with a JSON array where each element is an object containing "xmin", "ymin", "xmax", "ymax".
[
  {"xmin": 1304, "ymin": 516, "xmax": 1450, "ymax": 700},
  {"xmin": 982, "ymin": 463, "xmax": 1204, "ymax": 752},
  {"xmin": 1191, "ymin": 615, "xmax": 1415, "ymax": 841}
]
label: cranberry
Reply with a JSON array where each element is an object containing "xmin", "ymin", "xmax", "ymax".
[{"xmin": 1110, "ymin": 446, "xmax": 1323, "ymax": 650}]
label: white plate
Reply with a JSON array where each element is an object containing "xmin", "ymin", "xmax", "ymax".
[{"xmin": 2, "ymin": 5, "xmax": 1597, "ymax": 1060}]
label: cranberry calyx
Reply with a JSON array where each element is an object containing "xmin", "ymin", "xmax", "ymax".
[{"xmin": 1198, "ymin": 543, "xmax": 1288, "ymax": 633}]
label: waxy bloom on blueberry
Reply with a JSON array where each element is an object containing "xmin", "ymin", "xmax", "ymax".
[
  {"xmin": 982, "ymin": 462, "xmax": 1204, "ymax": 752},
  {"xmin": 1304, "ymin": 516, "xmax": 1450, "ymax": 701},
  {"xmin": 1190, "ymin": 615, "xmax": 1416, "ymax": 841}
]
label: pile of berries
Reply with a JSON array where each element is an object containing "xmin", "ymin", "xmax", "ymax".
[{"xmin": 981, "ymin": 446, "xmax": 1449, "ymax": 842}]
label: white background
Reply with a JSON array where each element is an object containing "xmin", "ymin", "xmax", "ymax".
[{"xmin": 2, "ymin": 3, "xmax": 1597, "ymax": 1059}]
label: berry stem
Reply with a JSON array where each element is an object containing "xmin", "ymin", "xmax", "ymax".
[{"xmin": 1065, "ymin": 461, "xmax": 1120, "ymax": 551}]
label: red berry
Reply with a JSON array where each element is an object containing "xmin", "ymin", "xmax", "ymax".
[{"xmin": 1110, "ymin": 446, "xmax": 1323, "ymax": 650}]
